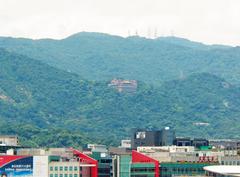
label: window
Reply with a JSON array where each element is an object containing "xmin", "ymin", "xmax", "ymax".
[
  {"xmin": 64, "ymin": 174, "xmax": 68, "ymax": 177},
  {"xmin": 55, "ymin": 174, "xmax": 58, "ymax": 177},
  {"xmin": 50, "ymin": 174, "xmax": 53, "ymax": 177},
  {"xmin": 60, "ymin": 167, "xmax": 63, "ymax": 171},
  {"xmin": 74, "ymin": 174, "xmax": 78, "ymax": 177},
  {"xmin": 65, "ymin": 166, "xmax": 68, "ymax": 171},
  {"xmin": 69, "ymin": 175, "xmax": 73, "ymax": 177},
  {"xmin": 60, "ymin": 175, "xmax": 63, "ymax": 177},
  {"xmin": 69, "ymin": 166, "xmax": 73, "ymax": 171},
  {"xmin": 74, "ymin": 166, "xmax": 78, "ymax": 171},
  {"xmin": 50, "ymin": 167, "xmax": 53, "ymax": 171},
  {"xmin": 55, "ymin": 166, "xmax": 58, "ymax": 171}
]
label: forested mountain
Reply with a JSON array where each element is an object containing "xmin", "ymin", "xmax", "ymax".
[
  {"xmin": 1, "ymin": 49, "xmax": 240, "ymax": 147},
  {"xmin": 0, "ymin": 32, "xmax": 240, "ymax": 85}
]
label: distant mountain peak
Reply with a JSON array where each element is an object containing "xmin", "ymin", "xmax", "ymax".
[{"xmin": 64, "ymin": 32, "xmax": 124, "ymax": 40}]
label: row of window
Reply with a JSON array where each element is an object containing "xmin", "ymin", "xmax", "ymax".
[
  {"xmin": 50, "ymin": 174, "xmax": 79, "ymax": 177},
  {"xmin": 50, "ymin": 166, "xmax": 79, "ymax": 171},
  {"xmin": 221, "ymin": 161, "xmax": 240, "ymax": 165},
  {"xmin": 131, "ymin": 168, "xmax": 155, "ymax": 172},
  {"xmin": 160, "ymin": 167, "xmax": 204, "ymax": 173}
]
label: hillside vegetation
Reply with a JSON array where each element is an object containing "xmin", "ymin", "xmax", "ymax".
[
  {"xmin": 0, "ymin": 32, "xmax": 240, "ymax": 85},
  {"xmin": 1, "ymin": 49, "xmax": 240, "ymax": 147}
]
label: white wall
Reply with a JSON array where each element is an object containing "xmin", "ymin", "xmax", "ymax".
[{"xmin": 33, "ymin": 156, "xmax": 49, "ymax": 177}]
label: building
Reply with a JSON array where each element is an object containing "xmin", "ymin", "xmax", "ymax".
[
  {"xmin": 131, "ymin": 129, "xmax": 161, "ymax": 149},
  {"xmin": 173, "ymin": 137, "xmax": 192, "ymax": 146},
  {"xmin": 0, "ymin": 135, "xmax": 20, "ymax": 155},
  {"xmin": 173, "ymin": 138, "xmax": 209, "ymax": 148},
  {"xmin": 120, "ymin": 140, "xmax": 131, "ymax": 148},
  {"xmin": 90, "ymin": 151, "xmax": 116, "ymax": 177},
  {"xmin": 131, "ymin": 128, "xmax": 175, "ymax": 150},
  {"xmin": 219, "ymin": 156, "xmax": 240, "ymax": 165},
  {"xmin": 209, "ymin": 139, "xmax": 240, "ymax": 150},
  {"xmin": 137, "ymin": 146, "xmax": 195, "ymax": 153},
  {"xmin": 191, "ymin": 138, "xmax": 209, "ymax": 148},
  {"xmin": 117, "ymin": 151, "xmax": 159, "ymax": 177},
  {"xmin": 160, "ymin": 127, "xmax": 175, "ymax": 146},
  {"xmin": 0, "ymin": 135, "xmax": 19, "ymax": 146},
  {"xmin": 204, "ymin": 165, "xmax": 240, "ymax": 177},
  {"xmin": 108, "ymin": 79, "xmax": 138, "ymax": 93},
  {"xmin": 160, "ymin": 162, "xmax": 215, "ymax": 177},
  {"xmin": 0, "ymin": 148, "xmax": 98, "ymax": 177},
  {"xmin": 87, "ymin": 144, "xmax": 108, "ymax": 153}
]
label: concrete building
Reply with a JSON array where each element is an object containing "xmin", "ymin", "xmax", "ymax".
[
  {"xmin": 117, "ymin": 151, "xmax": 159, "ymax": 177},
  {"xmin": 87, "ymin": 144, "xmax": 108, "ymax": 153},
  {"xmin": 137, "ymin": 146, "xmax": 195, "ymax": 153},
  {"xmin": 219, "ymin": 156, "xmax": 240, "ymax": 165},
  {"xmin": 120, "ymin": 140, "xmax": 131, "ymax": 148},
  {"xmin": 0, "ymin": 148, "xmax": 98, "ymax": 177},
  {"xmin": 108, "ymin": 79, "xmax": 138, "ymax": 93},
  {"xmin": 0, "ymin": 135, "xmax": 19, "ymax": 146},
  {"xmin": 0, "ymin": 135, "xmax": 20, "ymax": 155}
]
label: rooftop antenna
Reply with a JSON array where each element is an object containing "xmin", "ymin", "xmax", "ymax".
[
  {"xmin": 135, "ymin": 30, "xmax": 139, "ymax": 36},
  {"xmin": 154, "ymin": 28, "xmax": 158, "ymax": 39},
  {"xmin": 147, "ymin": 28, "xmax": 151, "ymax": 39},
  {"xmin": 128, "ymin": 30, "xmax": 131, "ymax": 37}
]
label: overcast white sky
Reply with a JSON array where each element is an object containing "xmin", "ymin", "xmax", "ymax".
[{"xmin": 0, "ymin": 0, "xmax": 240, "ymax": 45}]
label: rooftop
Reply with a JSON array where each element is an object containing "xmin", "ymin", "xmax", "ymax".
[{"xmin": 204, "ymin": 165, "xmax": 240, "ymax": 177}]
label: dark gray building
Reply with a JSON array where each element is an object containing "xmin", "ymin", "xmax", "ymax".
[
  {"xmin": 191, "ymin": 138, "xmax": 209, "ymax": 148},
  {"xmin": 131, "ymin": 127, "xmax": 175, "ymax": 149},
  {"xmin": 173, "ymin": 137, "xmax": 209, "ymax": 148},
  {"xmin": 174, "ymin": 137, "xmax": 192, "ymax": 146},
  {"xmin": 160, "ymin": 127, "xmax": 176, "ymax": 146}
]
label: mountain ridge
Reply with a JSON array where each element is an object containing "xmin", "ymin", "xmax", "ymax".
[
  {"xmin": 1, "ymin": 49, "xmax": 240, "ymax": 147},
  {"xmin": 1, "ymin": 32, "xmax": 240, "ymax": 86}
]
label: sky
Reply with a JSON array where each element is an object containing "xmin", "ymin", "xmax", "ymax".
[{"xmin": 0, "ymin": 0, "xmax": 240, "ymax": 46}]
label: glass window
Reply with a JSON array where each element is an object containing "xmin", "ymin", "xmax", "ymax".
[
  {"xmin": 74, "ymin": 166, "xmax": 78, "ymax": 171},
  {"xmin": 50, "ymin": 167, "xmax": 53, "ymax": 171},
  {"xmin": 64, "ymin": 174, "xmax": 68, "ymax": 177},
  {"xmin": 55, "ymin": 166, "xmax": 58, "ymax": 171},
  {"xmin": 74, "ymin": 174, "xmax": 78, "ymax": 177},
  {"xmin": 69, "ymin": 166, "xmax": 73, "ymax": 171},
  {"xmin": 65, "ymin": 166, "xmax": 68, "ymax": 171},
  {"xmin": 50, "ymin": 174, "xmax": 53, "ymax": 177},
  {"xmin": 60, "ymin": 175, "xmax": 63, "ymax": 177},
  {"xmin": 69, "ymin": 175, "xmax": 73, "ymax": 177},
  {"xmin": 60, "ymin": 167, "xmax": 63, "ymax": 171},
  {"xmin": 55, "ymin": 174, "xmax": 58, "ymax": 177}
]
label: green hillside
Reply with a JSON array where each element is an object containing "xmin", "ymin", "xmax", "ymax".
[
  {"xmin": 1, "ymin": 49, "xmax": 240, "ymax": 147},
  {"xmin": 0, "ymin": 32, "xmax": 240, "ymax": 85}
]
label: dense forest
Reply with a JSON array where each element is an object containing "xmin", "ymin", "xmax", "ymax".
[
  {"xmin": 1, "ymin": 48, "xmax": 240, "ymax": 147},
  {"xmin": 1, "ymin": 32, "xmax": 240, "ymax": 86}
]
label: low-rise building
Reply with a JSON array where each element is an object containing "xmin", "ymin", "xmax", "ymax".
[{"xmin": 0, "ymin": 148, "xmax": 98, "ymax": 177}]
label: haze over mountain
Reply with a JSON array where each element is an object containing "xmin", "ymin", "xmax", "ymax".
[
  {"xmin": 1, "ymin": 32, "xmax": 240, "ymax": 86},
  {"xmin": 1, "ymin": 47, "xmax": 240, "ymax": 147}
]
